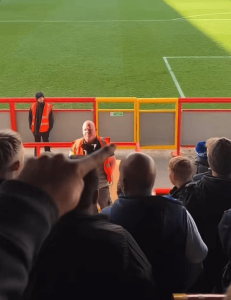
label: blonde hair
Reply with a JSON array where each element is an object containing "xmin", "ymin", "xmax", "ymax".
[
  {"xmin": 206, "ymin": 137, "xmax": 219, "ymax": 153},
  {"xmin": 169, "ymin": 156, "xmax": 193, "ymax": 183}
]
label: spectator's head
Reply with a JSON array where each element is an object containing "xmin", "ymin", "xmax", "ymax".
[
  {"xmin": 82, "ymin": 120, "xmax": 97, "ymax": 144},
  {"xmin": 35, "ymin": 92, "xmax": 45, "ymax": 103},
  {"xmin": 121, "ymin": 152, "xmax": 156, "ymax": 197},
  {"xmin": 69, "ymin": 155, "xmax": 99, "ymax": 214},
  {"xmin": 208, "ymin": 137, "xmax": 231, "ymax": 179},
  {"xmin": 206, "ymin": 137, "xmax": 219, "ymax": 156},
  {"xmin": 0, "ymin": 130, "xmax": 24, "ymax": 180},
  {"xmin": 168, "ymin": 156, "xmax": 193, "ymax": 188},
  {"xmin": 195, "ymin": 141, "xmax": 207, "ymax": 159}
]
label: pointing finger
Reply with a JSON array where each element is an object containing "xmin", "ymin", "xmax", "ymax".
[{"xmin": 76, "ymin": 144, "xmax": 116, "ymax": 178}]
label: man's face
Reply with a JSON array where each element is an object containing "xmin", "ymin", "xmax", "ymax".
[
  {"xmin": 37, "ymin": 97, "xmax": 44, "ymax": 103},
  {"xmin": 82, "ymin": 122, "xmax": 96, "ymax": 144}
]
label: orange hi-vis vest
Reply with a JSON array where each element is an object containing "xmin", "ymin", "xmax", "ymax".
[
  {"xmin": 31, "ymin": 102, "xmax": 52, "ymax": 133},
  {"xmin": 71, "ymin": 137, "xmax": 115, "ymax": 184}
]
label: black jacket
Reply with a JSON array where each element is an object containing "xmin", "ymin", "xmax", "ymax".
[
  {"xmin": 219, "ymin": 210, "xmax": 231, "ymax": 259},
  {"xmin": 218, "ymin": 210, "xmax": 231, "ymax": 292},
  {"xmin": 0, "ymin": 180, "xmax": 58, "ymax": 300},
  {"xmin": 24, "ymin": 211, "xmax": 157, "ymax": 300},
  {"xmin": 183, "ymin": 175, "xmax": 231, "ymax": 292},
  {"xmin": 28, "ymin": 102, "xmax": 54, "ymax": 134},
  {"xmin": 195, "ymin": 157, "xmax": 209, "ymax": 175},
  {"xmin": 193, "ymin": 169, "xmax": 212, "ymax": 182},
  {"xmin": 169, "ymin": 182, "xmax": 191, "ymax": 202},
  {"xmin": 102, "ymin": 195, "xmax": 188, "ymax": 299}
]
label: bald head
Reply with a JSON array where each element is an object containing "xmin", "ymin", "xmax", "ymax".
[
  {"xmin": 121, "ymin": 152, "xmax": 156, "ymax": 197},
  {"xmin": 82, "ymin": 120, "xmax": 97, "ymax": 144}
]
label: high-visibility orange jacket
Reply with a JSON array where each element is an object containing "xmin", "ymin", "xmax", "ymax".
[
  {"xmin": 70, "ymin": 136, "xmax": 116, "ymax": 184},
  {"xmin": 30, "ymin": 102, "xmax": 52, "ymax": 133}
]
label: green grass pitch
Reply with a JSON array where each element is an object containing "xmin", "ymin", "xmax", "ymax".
[{"xmin": 1, "ymin": 0, "xmax": 231, "ymax": 110}]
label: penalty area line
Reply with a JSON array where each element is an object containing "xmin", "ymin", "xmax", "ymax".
[{"xmin": 163, "ymin": 57, "xmax": 185, "ymax": 98}]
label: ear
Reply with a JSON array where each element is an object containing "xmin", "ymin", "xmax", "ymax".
[
  {"xmin": 173, "ymin": 172, "xmax": 178, "ymax": 181},
  {"xmin": 9, "ymin": 161, "xmax": 20, "ymax": 172},
  {"xmin": 93, "ymin": 190, "xmax": 99, "ymax": 205}
]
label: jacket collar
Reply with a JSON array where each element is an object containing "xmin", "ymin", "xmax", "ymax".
[
  {"xmin": 61, "ymin": 210, "xmax": 109, "ymax": 223},
  {"xmin": 201, "ymin": 174, "xmax": 231, "ymax": 194}
]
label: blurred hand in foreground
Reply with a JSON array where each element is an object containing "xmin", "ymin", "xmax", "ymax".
[{"xmin": 17, "ymin": 144, "xmax": 116, "ymax": 216}]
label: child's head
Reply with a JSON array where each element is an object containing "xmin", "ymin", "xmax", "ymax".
[
  {"xmin": 206, "ymin": 137, "xmax": 219, "ymax": 157},
  {"xmin": 168, "ymin": 156, "xmax": 193, "ymax": 188}
]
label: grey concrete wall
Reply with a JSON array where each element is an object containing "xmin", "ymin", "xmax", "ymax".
[
  {"xmin": 16, "ymin": 111, "xmax": 34, "ymax": 142},
  {"xmin": 98, "ymin": 112, "xmax": 134, "ymax": 142},
  {"xmin": 0, "ymin": 112, "xmax": 11, "ymax": 130},
  {"xmin": 50, "ymin": 111, "xmax": 93, "ymax": 142},
  {"xmin": 182, "ymin": 111, "xmax": 231, "ymax": 145},
  {"xmin": 16, "ymin": 110, "xmax": 93, "ymax": 142},
  {"xmin": 139, "ymin": 112, "xmax": 175, "ymax": 146},
  {"xmin": 4, "ymin": 109, "xmax": 231, "ymax": 147}
]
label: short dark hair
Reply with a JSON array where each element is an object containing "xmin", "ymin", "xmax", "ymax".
[
  {"xmin": 0, "ymin": 130, "xmax": 22, "ymax": 174},
  {"xmin": 35, "ymin": 92, "xmax": 44, "ymax": 100},
  {"xmin": 69, "ymin": 155, "xmax": 99, "ymax": 208},
  {"xmin": 169, "ymin": 156, "xmax": 193, "ymax": 183},
  {"xmin": 208, "ymin": 137, "xmax": 231, "ymax": 177}
]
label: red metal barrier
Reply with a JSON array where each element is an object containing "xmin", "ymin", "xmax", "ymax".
[
  {"xmin": 23, "ymin": 142, "xmax": 141, "ymax": 157},
  {"xmin": 0, "ymin": 97, "xmax": 96, "ymax": 131},
  {"xmin": 176, "ymin": 98, "xmax": 231, "ymax": 156},
  {"xmin": 23, "ymin": 142, "xmax": 73, "ymax": 157},
  {"xmin": 113, "ymin": 142, "xmax": 141, "ymax": 152},
  {"xmin": 154, "ymin": 188, "xmax": 172, "ymax": 196}
]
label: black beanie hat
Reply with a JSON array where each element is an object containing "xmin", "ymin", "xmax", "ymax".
[{"xmin": 35, "ymin": 92, "xmax": 44, "ymax": 100}]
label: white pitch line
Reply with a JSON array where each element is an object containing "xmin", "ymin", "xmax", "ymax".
[
  {"xmin": 163, "ymin": 57, "xmax": 185, "ymax": 98},
  {"xmin": 0, "ymin": 18, "xmax": 231, "ymax": 23},
  {"xmin": 0, "ymin": 19, "xmax": 174, "ymax": 23},
  {"xmin": 174, "ymin": 11, "xmax": 231, "ymax": 21},
  {"xmin": 177, "ymin": 19, "xmax": 231, "ymax": 21},
  {"xmin": 166, "ymin": 56, "xmax": 231, "ymax": 59}
]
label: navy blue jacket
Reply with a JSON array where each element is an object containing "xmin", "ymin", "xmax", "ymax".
[{"xmin": 102, "ymin": 195, "xmax": 187, "ymax": 299}]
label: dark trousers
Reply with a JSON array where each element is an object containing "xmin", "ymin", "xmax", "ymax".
[
  {"xmin": 98, "ymin": 186, "xmax": 112, "ymax": 209},
  {"xmin": 33, "ymin": 132, "xmax": 50, "ymax": 156}
]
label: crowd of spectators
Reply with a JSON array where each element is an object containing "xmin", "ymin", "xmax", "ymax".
[{"xmin": 1, "ymin": 129, "xmax": 231, "ymax": 300}]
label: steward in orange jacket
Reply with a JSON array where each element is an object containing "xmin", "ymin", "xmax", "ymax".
[
  {"xmin": 69, "ymin": 120, "xmax": 116, "ymax": 209},
  {"xmin": 29, "ymin": 92, "xmax": 54, "ymax": 156},
  {"xmin": 70, "ymin": 136, "xmax": 115, "ymax": 184}
]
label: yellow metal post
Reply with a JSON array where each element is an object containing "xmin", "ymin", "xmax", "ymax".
[
  {"xmin": 96, "ymin": 98, "xmax": 99, "ymax": 135},
  {"xmin": 137, "ymin": 98, "xmax": 178, "ymax": 149}
]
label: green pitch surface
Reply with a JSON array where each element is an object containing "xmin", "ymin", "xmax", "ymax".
[{"xmin": 1, "ymin": 0, "xmax": 231, "ymax": 109}]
